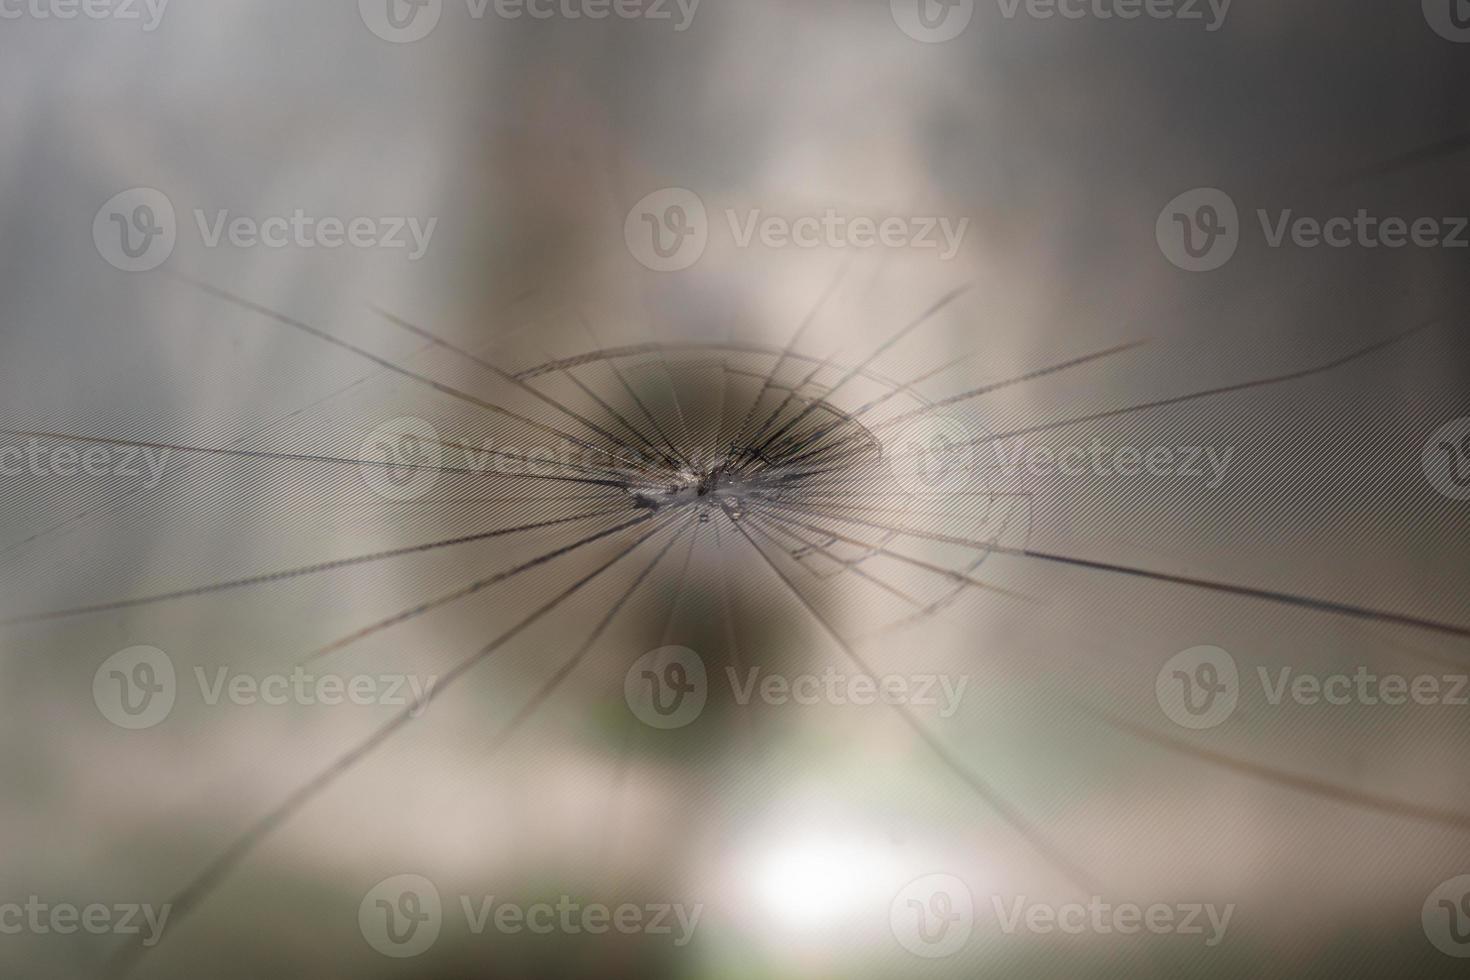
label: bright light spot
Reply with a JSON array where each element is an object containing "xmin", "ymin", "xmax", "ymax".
[{"xmin": 745, "ymin": 833, "xmax": 902, "ymax": 932}]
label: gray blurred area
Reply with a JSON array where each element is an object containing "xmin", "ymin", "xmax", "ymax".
[{"xmin": 1, "ymin": 1, "xmax": 1469, "ymax": 977}]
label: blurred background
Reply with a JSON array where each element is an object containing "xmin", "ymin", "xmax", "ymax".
[{"xmin": 1, "ymin": 0, "xmax": 1468, "ymax": 976}]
